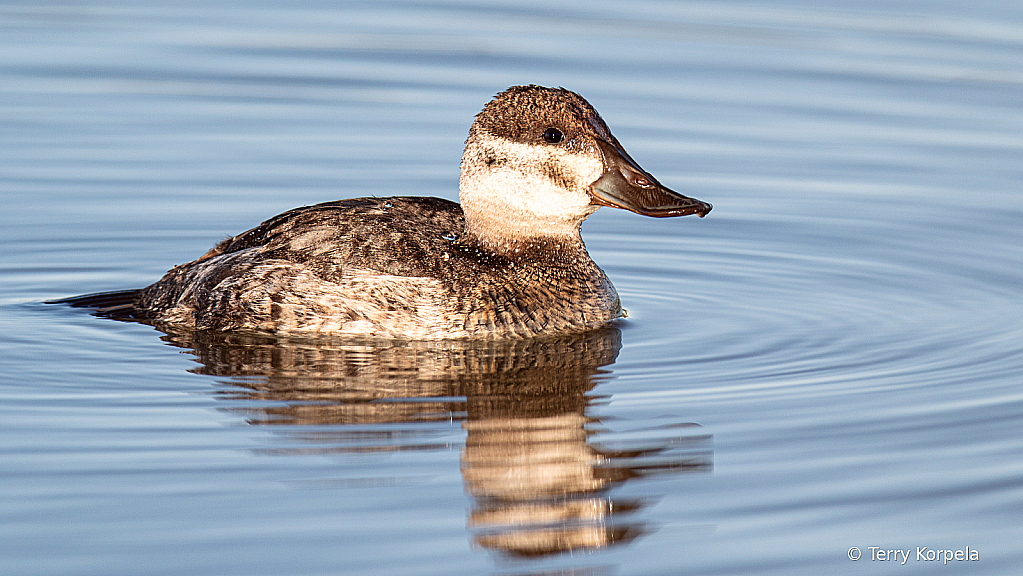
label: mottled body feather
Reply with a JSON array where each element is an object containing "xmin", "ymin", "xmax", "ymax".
[{"xmin": 134, "ymin": 197, "xmax": 621, "ymax": 339}]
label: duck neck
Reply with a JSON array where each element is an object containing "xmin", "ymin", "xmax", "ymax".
[{"xmin": 461, "ymin": 210, "xmax": 586, "ymax": 258}]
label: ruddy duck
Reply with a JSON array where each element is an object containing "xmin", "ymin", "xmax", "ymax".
[{"xmin": 58, "ymin": 85, "xmax": 711, "ymax": 339}]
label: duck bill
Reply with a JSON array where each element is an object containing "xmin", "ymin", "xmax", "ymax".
[{"xmin": 589, "ymin": 139, "xmax": 712, "ymax": 218}]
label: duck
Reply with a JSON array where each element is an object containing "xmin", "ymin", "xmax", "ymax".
[{"xmin": 58, "ymin": 85, "xmax": 711, "ymax": 339}]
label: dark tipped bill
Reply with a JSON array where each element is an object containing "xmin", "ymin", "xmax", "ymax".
[{"xmin": 589, "ymin": 139, "xmax": 712, "ymax": 218}]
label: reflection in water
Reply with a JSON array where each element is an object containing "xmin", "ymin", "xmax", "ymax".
[{"xmin": 159, "ymin": 326, "xmax": 712, "ymax": 558}]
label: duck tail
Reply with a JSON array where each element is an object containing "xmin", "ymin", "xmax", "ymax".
[{"xmin": 47, "ymin": 289, "xmax": 141, "ymax": 319}]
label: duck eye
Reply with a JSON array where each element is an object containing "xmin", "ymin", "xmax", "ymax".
[{"xmin": 542, "ymin": 127, "xmax": 564, "ymax": 144}]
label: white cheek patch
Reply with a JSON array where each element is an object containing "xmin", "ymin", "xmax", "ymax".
[
  {"xmin": 459, "ymin": 133, "xmax": 605, "ymax": 244},
  {"xmin": 496, "ymin": 136, "xmax": 604, "ymax": 189}
]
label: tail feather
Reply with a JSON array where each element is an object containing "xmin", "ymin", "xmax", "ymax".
[{"xmin": 47, "ymin": 289, "xmax": 141, "ymax": 319}]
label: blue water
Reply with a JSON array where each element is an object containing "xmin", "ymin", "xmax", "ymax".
[{"xmin": 2, "ymin": 1, "xmax": 1022, "ymax": 574}]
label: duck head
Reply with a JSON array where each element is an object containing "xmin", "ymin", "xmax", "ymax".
[{"xmin": 459, "ymin": 85, "xmax": 712, "ymax": 252}]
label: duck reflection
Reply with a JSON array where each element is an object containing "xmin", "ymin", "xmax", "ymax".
[{"xmin": 158, "ymin": 326, "xmax": 712, "ymax": 557}]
